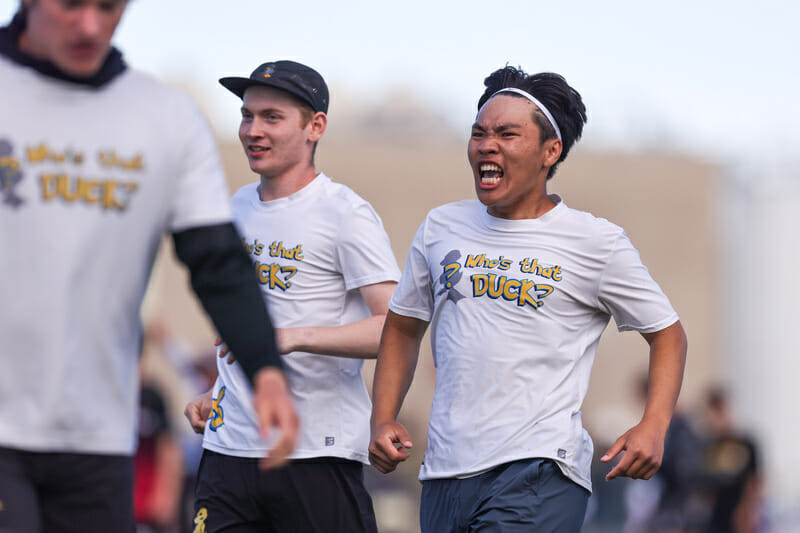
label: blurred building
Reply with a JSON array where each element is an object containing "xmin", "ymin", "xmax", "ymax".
[{"xmin": 720, "ymin": 165, "xmax": 800, "ymax": 529}]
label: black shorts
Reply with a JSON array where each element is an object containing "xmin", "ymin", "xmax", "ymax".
[
  {"xmin": 0, "ymin": 446, "xmax": 134, "ymax": 532},
  {"xmin": 193, "ymin": 450, "xmax": 377, "ymax": 533}
]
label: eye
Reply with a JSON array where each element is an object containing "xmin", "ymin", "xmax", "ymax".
[
  {"xmin": 501, "ymin": 131, "xmax": 518, "ymax": 138},
  {"xmin": 471, "ymin": 130, "xmax": 484, "ymax": 139}
]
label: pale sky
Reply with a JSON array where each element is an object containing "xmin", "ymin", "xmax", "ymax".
[{"xmin": 2, "ymin": 0, "xmax": 798, "ymax": 168}]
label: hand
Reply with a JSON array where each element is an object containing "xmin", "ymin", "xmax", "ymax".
[
  {"xmin": 215, "ymin": 336, "xmax": 236, "ymax": 364},
  {"xmin": 252, "ymin": 367, "xmax": 299, "ymax": 469},
  {"xmin": 601, "ymin": 420, "xmax": 665, "ymax": 480},
  {"xmin": 184, "ymin": 391, "xmax": 213, "ymax": 434},
  {"xmin": 369, "ymin": 420, "xmax": 413, "ymax": 474}
]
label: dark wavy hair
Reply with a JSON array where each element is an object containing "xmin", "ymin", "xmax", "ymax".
[{"xmin": 477, "ymin": 66, "xmax": 587, "ymax": 180}]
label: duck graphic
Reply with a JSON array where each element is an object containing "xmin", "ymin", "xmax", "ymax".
[{"xmin": 0, "ymin": 140, "xmax": 24, "ymax": 208}]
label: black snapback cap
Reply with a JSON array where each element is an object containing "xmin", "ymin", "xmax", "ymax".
[{"xmin": 219, "ymin": 60, "xmax": 329, "ymax": 113}]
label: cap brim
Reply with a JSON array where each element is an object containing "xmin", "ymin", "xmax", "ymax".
[{"xmin": 218, "ymin": 76, "xmax": 259, "ymax": 98}]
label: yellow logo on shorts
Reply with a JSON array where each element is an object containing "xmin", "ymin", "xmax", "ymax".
[{"xmin": 193, "ymin": 507, "xmax": 208, "ymax": 533}]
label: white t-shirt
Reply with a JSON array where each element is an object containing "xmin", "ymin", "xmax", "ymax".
[
  {"xmin": 390, "ymin": 199, "xmax": 678, "ymax": 491},
  {"xmin": 0, "ymin": 57, "xmax": 231, "ymax": 454},
  {"xmin": 202, "ymin": 175, "xmax": 400, "ymax": 463}
]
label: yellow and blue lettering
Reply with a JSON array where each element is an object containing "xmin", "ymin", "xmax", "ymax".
[
  {"xmin": 208, "ymin": 387, "xmax": 226, "ymax": 432},
  {"xmin": 471, "ymin": 274, "xmax": 553, "ymax": 309},
  {"xmin": 255, "ymin": 262, "xmax": 297, "ymax": 290}
]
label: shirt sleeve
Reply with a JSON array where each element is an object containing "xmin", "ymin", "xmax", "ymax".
[
  {"xmin": 167, "ymin": 97, "xmax": 232, "ymax": 232},
  {"xmin": 389, "ymin": 219, "xmax": 435, "ymax": 322},
  {"xmin": 334, "ymin": 202, "xmax": 401, "ymax": 290},
  {"xmin": 597, "ymin": 231, "xmax": 679, "ymax": 333}
]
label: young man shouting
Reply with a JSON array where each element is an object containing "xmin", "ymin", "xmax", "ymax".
[{"xmin": 369, "ymin": 66, "xmax": 688, "ymax": 532}]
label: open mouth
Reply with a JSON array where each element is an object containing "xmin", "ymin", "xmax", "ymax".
[
  {"xmin": 480, "ymin": 163, "xmax": 503, "ymax": 186},
  {"xmin": 248, "ymin": 145, "xmax": 270, "ymax": 156}
]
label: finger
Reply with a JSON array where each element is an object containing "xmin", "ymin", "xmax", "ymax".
[
  {"xmin": 369, "ymin": 441, "xmax": 405, "ymax": 464},
  {"xmin": 640, "ymin": 462, "xmax": 660, "ymax": 480},
  {"xmin": 186, "ymin": 406, "xmax": 206, "ymax": 434},
  {"xmin": 606, "ymin": 452, "xmax": 636, "ymax": 481},
  {"xmin": 368, "ymin": 451, "xmax": 398, "ymax": 473},
  {"xmin": 260, "ymin": 407, "xmax": 299, "ymax": 471},
  {"xmin": 629, "ymin": 456, "xmax": 659, "ymax": 479},
  {"xmin": 622, "ymin": 456, "xmax": 648, "ymax": 479},
  {"xmin": 378, "ymin": 437, "xmax": 411, "ymax": 462},
  {"xmin": 214, "ymin": 336, "xmax": 223, "ymax": 346},
  {"xmin": 393, "ymin": 426, "xmax": 414, "ymax": 450},
  {"xmin": 601, "ymin": 437, "xmax": 626, "ymax": 463}
]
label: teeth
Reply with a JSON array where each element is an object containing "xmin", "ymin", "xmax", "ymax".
[
  {"xmin": 481, "ymin": 176, "xmax": 501, "ymax": 185},
  {"xmin": 480, "ymin": 163, "xmax": 501, "ymax": 172}
]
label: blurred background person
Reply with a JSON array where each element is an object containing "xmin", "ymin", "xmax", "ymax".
[{"xmin": 700, "ymin": 386, "xmax": 767, "ymax": 533}]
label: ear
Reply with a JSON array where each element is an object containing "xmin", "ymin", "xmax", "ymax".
[
  {"xmin": 307, "ymin": 112, "xmax": 327, "ymax": 143},
  {"xmin": 543, "ymin": 138, "xmax": 562, "ymax": 169}
]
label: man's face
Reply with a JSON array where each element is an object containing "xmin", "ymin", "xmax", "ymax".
[
  {"xmin": 19, "ymin": 0, "xmax": 127, "ymax": 78},
  {"xmin": 467, "ymin": 94, "xmax": 559, "ymax": 219},
  {"xmin": 238, "ymin": 86, "xmax": 317, "ymax": 179}
]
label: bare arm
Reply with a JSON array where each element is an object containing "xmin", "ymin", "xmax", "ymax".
[
  {"xmin": 603, "ymin": 320, "xmax": 688, "ymax": 480},
  {"xmin": 218, "ymin": 281, "xmax": 397, "ymax": 361},
  {"xmin": 369, "ymin": 311, "xmax": 429, "ymax": 473},
  {"xmin": 279, "ymin": 281, "xmax": 397, "ymax": 359}
]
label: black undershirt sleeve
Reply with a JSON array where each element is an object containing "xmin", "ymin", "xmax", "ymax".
[{"xmin": 172, "ymin": 222, "xmax": 283, "ymax": 383}]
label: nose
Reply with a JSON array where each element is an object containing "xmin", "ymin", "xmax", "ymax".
[
  {"xmin": 75, "ymin": 7, "xmax": 104, "ymax": 38},
  {"xmin": 242, "ymin": 118, "xmax": 264, "ymax": 140},
  {"xmin": 477, "ymin": 135, "xmax": 499, "ymax": 155}
]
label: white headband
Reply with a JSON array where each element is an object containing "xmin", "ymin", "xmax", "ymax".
[{"xmin": 483, "ymin": 87, "xmax": 562, "ymax": 141}]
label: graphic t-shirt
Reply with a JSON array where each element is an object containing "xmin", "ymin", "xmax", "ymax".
[
  {"xmin": 202, "ymin": 175, "xmax": 400, "ymax": 463},
  {"xmin": 390, "ymin": 199, "xmax": 678, "ymax": 490},
  {"xmin": 0, "ymin": 54, "xmax": 231, "ymax": 455}
]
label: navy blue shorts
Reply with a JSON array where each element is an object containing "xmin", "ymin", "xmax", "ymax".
[
  {"xmin": 193, "ymin": 450, "xmax": 377, "ymax": 533},
  {"xmin": 0, "ymin": 446, "xmax": 134, "ymax": 532},
  {"xmin": 420, "ymin": 458, "xmax": 589, "ymax": 532}
]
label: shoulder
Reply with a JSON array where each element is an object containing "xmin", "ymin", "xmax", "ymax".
[
  {"xmin": 426, "ymin": 199, "xmax": 481, "ymax": 223},
  {"xmin": 231, "ymin": 183, "xmax": 259, "ymax": 205},
  {"xmin": 113, "ymin": 69, "xmax": 208, "ymax": 119},
  {"xmin": 314, "ymin": 174, "xmax": 382, "ymax": 221},
  {"xmin": 316, "ymin": 174, "xmax": 370, "ymax": 208},
  {"xmin": 559, "ymin": 203, "xmax": 626, "ymax": 243}
]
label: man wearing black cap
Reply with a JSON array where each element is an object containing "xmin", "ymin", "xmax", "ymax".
[
  {"xmin": 184, "ymin": 60, "xmax": 400, "ymax": 532},
  {"xmin": 0, "ymin": 2, "xmax": 298, "ymax": 531}
]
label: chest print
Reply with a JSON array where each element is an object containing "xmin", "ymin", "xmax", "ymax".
[{"xmin": 437, "ymin": 250, "xmax": 562, "ymax": 309}]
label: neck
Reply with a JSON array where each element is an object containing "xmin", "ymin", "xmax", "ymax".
[
  {"xmin": 258, "ymin": 165, "xmax": 318, "ymax": 202},
  {"xmin": 489, "ymin": 192, "xmax": 557, "ymax": 220}
]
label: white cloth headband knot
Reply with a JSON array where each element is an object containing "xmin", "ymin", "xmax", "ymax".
[{"xmin": 482, "ymin": 87, "xmax": 562, "ymax": 141}]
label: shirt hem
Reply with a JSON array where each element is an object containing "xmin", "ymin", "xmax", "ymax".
[
  {"xmin": 418, "ymin": 452, "xmax": 592, "ymax": 493},
  {"xmin": 202, "ymin": 441, "xmax": 369, "ymax": 465}
]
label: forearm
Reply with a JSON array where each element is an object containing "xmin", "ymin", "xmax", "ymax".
[
  {"xmin": 371, "ymin": 311, "xmax": 427, "ymax": 424},
  {"xmin": 642, "ymin": 320, "xmax": 688, "ymax": 431},
  {"xmin": 284, "ymin": 313, "xmax": 387, "ymax": 359}
]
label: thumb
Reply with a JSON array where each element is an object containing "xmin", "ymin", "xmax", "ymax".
[
  {"xmin": 394, "ymin": 425, "xmax": 413, "ymax": 449},
  {"xmin": 601, "ymin": 435, "xmax": 626, "ymax": 462}
]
